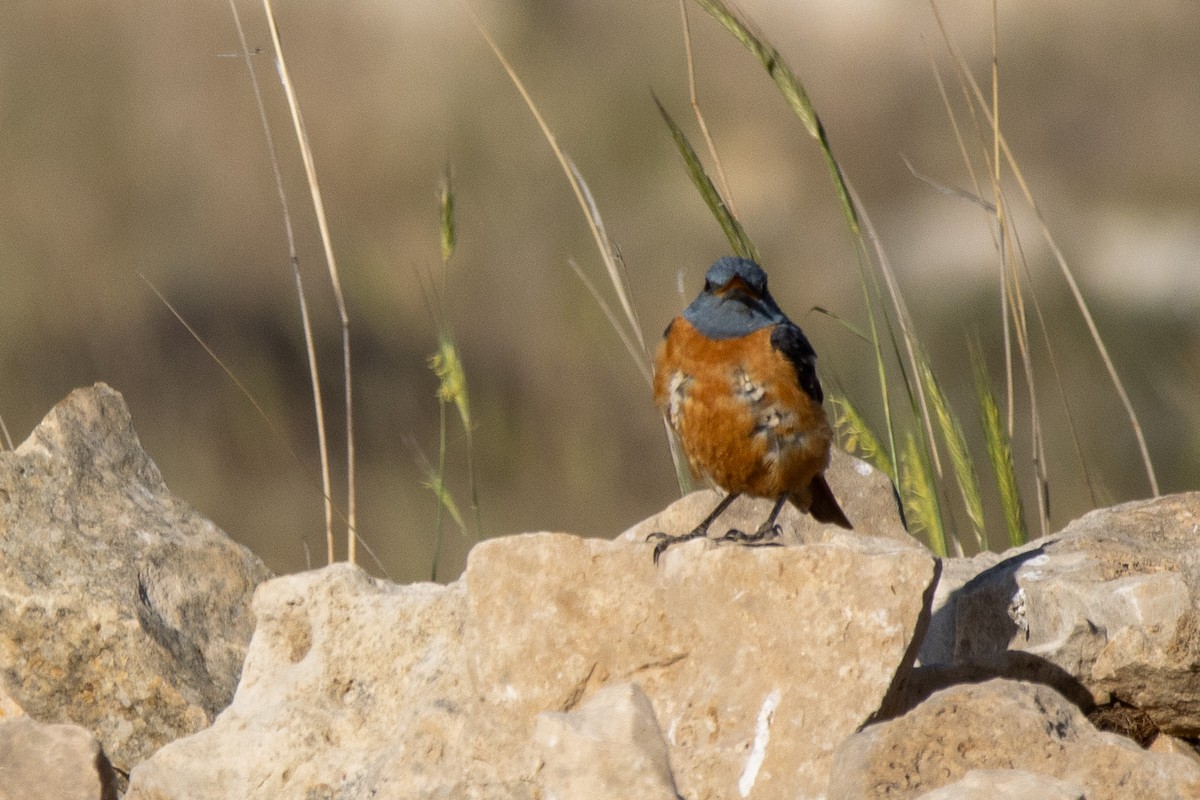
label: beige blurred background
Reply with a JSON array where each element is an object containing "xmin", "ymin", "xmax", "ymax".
[{"xmin": 2, "ymin": 1, "xmax": 1198, "ymax": 581}]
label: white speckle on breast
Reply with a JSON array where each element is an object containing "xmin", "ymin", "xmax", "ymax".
[{"xmin": 734, "ymin": 368, "xmax": 765, "ymax": 403}]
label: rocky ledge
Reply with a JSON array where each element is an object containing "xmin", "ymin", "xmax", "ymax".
[{"xmin": 2, "ymin": 385, "xmax": 1198, "ymax": 799}]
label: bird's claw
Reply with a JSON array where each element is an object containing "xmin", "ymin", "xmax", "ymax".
[
  {"xmin": 646, "ymin": 528, "xmax": 708, "ymax": 564},
  {"xmin": 718, "ymin": 523, "xmax": 782, "ymax": 544}
]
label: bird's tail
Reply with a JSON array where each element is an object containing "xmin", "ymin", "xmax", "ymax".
[{"xmin": 794, "ymin": 475, "xmax": 852, "ymax": 530}]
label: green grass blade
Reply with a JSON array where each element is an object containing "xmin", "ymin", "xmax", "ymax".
[
  {"xmin": 423, "ymin": 334, "xmax": 475, "ymax": 578},
  {"xmin": 431, "ymin": 333, "xmax": 471, "ymax": 436},
  {"xmin": 692, "ymin": 0, "xmax": 858, "ymax": 235},
  {"xmin": 427, "ymin": 399, "xmax": 449, "ymax": 582},
  {"xmin": 830, "ymin": 393, "xmax": 894, "ymax": 482},
  {"xmin": 439, "ymin": 168, "xmax": 456, "ymax": 265},
  {"xmin": 900, "ymin": 431, "xmax": 946, "ymax": 557},
  {"xmin": 971, "ymin": 340, "xmax": 1027, "ymax": 548},
  {"xmin": 423, "ymin": 466, "xmax": 467, "ymax": 533},
  {"xmin": 654, "ymin": 95, "xmax": 759, "ymax": 262},
  {"xmin": 664, "ymin": 421, "xmax": 697, "ymax": 496},
  {"xmin": 920, "ymin": 359, "xmax": 986, "ymax": 552}
]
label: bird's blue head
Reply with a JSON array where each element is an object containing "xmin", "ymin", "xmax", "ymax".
[{"xmin": 682, "ymin": 256, "xmax": 786, "ymax": 339}]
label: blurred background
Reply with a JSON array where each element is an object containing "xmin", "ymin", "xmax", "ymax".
[{"xmin": 2, "ymin": 0, "xmax": 1198, "ymax": 582}]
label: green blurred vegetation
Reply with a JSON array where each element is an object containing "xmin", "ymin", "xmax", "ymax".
[{"xmin": 2, "ymin": 1, "xmax": 1198, "ymax": 581}]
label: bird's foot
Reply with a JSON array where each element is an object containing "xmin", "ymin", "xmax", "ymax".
[
  {"xmin": 646, "ymin": 527, "xmax": 709, "ymax": 564},
  {"xmin": 718, "ymin": 522, "xmax": 783, "ymax": 546}
]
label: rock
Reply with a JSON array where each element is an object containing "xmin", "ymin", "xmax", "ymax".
[
  {"xmin": 952, "ymin": 493, "xmax": 1200, "ymax": 735},
  {"xmin": 0, "ymin": 685, "xmax": 23, "ymax": 721},
  {"xmin": 466, "ymin": 531, "xmax": 933, "ymax": 799},
  {"xmin": 900, "ymin": 550, "xmax": 1006, "ymax": 715},
  {"xmin": 827, "ymin": 679, "xmax": 1200, "ymax": 800},
  {"xmin": 0, "ymin": 716, "xmax": 118, "ymax": 800},
  {"xmin": 915, "ymin": 550, "xmax": 1002, "ymax": 666},
  {"xmin": 622, "ymin": 448, "xmax": 918, "ymax": 549},
  {"xmin": 534, "ymin": 682, "xmax": 678, "ymax": 800},
  {"xmin": 128, "ymin": 530, "xmax": 936, "ymax": 799},
  {"xmin": 1150, "ymin": 733, "xmax": 1200, "ymax": 766},
  {"xmin": 0, "ymin": 384, "xmax": 271, "ymax": 775},
  {"xmin": 127, "ymin": 564, "xmax": 500, "ymax": 800},
  {"xmin": 912, "ymin": 769, "xmax": 1084, "ymax": 800}
]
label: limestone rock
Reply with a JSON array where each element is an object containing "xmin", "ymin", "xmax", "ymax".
[
  {"xmin": 1150, "ymin": 733, "xmax": 1200, "ymax": 766},
  {"xmin": 0, "ymin": 384, "xmax": 271, "ymax": 774},
  {"xmin": 128, "ymin": 530, "xmax": 936, "ymax": 799},
  {"xmin": 0, "ymin": 716, "xmax": 118, "ymax": 800},
  {"xmin": 534, "ymin": 682, "xmax": 678, "ymax": 800},
  {"xmin": 952, "ymin": 493, "xmax": 1200, "ymax": 735},
  {"xmin": 0, "ymin": 684, "xmax": 23, "ymax": 721},
  {"xmin": 915, "ymin": 550, "xmax": 1002, "ymax": 667},
  {"xmin": 827, "ymin": 679, "xmax": 1200, "ymax": 800},
  {"xmin": 467, "ymin": 532, "xmax": 933, "ymax": 799},
  {"xmin": 126, "ymin": 564, "xmax": 504, "ymax": 799},
  {"xmin": 913, "ymin": 769, "xmax": 1084, "ymax": 800},
  {"xmin": 622, "ymin": 448, "xmax": 917, "ymax": 549},
  {"xmin": 901, "ymin": 551, "xmax": 1006, "ymax": 714}
]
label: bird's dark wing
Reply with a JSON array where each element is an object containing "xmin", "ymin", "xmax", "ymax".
[{"xmin": 770, "ymin": 322, "xmax": 823, "ymax": 404}]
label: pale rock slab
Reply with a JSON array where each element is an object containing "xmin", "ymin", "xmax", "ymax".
[
  {"xmin": 126, "ymin": 564, "xmax": 508, "ymax": 800},
  {"xmin": 0, "ymin": 684, "xmax": 23, "ymax": 721},
  {"xmin": 129, "ymin": 529, "xmax": 935, "ymax": 799},
  {"xmin": 1150, "ymin": 733, "xmax": 1200, "ymax": 766},
  {"xmin": 468, "ymin": 532, "xmax": 934, "ymax": 800},
  {"xmin": 827, "ymin": 678, "xmax": 1200, "ymax": 800},
  {"xmin": 534, "ymin": 682, "xmax": 678, "ymax": 800},
  {"xmin": 913, "ymin": 769, "xmax": 1084, "ymax": 800},
  {"xmin": 953, "ymin": 493, "xmax": 1200, "ymax": 734},
  {"xmin": 0, "ymin": 716, "xmax": 118, "ymax": 800},
  {"xmin": 0, "ymin": 384, "xmax": 271, "ymax": 774}
]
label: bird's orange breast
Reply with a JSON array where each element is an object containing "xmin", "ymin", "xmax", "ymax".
[{"xmin": 653, "ymin": 317, "xmax": 832, "ymax": 499}]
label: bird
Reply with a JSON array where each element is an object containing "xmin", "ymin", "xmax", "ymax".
[{"xmin": 648, "ymin": 256, "xmax": 851, "ymax": 563}]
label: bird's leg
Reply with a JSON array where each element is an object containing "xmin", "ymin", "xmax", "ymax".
[
  {"xmin": 719, "ymin": 494, "xmax": 788, "ymax": 544},
  {"xmin": 647, "ymin": 492, "xmax": 741, "ymax": 564}
]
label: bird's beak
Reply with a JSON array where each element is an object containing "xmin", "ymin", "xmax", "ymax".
[{"xmin": 714, "ymin": 276, "xmax": 758, "ymax": 300}]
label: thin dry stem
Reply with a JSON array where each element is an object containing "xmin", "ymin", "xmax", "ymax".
[
  {"xmin": 0, "ymin": 413, "xmax": 11, "ymax": 450},
  {"xmin": 926, "ymin": 45, "xmax": 1046, "ymax": 528},
  {"xmin": 678, "ymin": 0, "xmax": 738, "ymax": 218},
  {"xmin": 1006, "ymin": 221, "xmax": 1101, "ymax": 508},
  {"xmin": 929, "ymin": 0, "xmax": 1158, "ymax": 497},
  {"xmin": 141, "ymin": 276, "xmax": 328, "ymax": 506},
  {"xmin": 565, "ymin": 157, "xmax": 652, "ymax": 380},
  {"xmin": 146, "ymin": 276, "xmax": 393, "ymax": 581},
  {"xmin": 845, "ymin": 179, "xmax": 943, "ymax": 478},
  {"xmin": 262, "ymin": 0, "xmax": 361, "ymax": 559},
  {"xmin": 927, "ymin": 9, "xmax": 1019, "ymax": 432},
  {"xmin": 998, "ymin": 196, "xmax": 1051, "ymax": 536},
  {"xmin": 228, "ymin": 0, "xmax": 335, "ymax": 564},
  {"xmin": 568, "ymin": 259, "xmax": 653, "ymax": 384},
  {"xmin": 460, "ymin": 1, "xmax": 649, "ymax": 383}
]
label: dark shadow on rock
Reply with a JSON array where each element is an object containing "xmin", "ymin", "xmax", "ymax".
[
  {"xmin": 867, "ymin": 543, "xmax": 1102, "ymax": 724},
  {"xmin": 952, "ymin": 545, "xmax": 1048, "ymax": 662},
  {"xmin": 869, "ymin": 557, "xmax": 942, "ymax": 726},
  {"xmin": 898, "ymin": 654, "xmax": 1097, "ymax": 717},
  {"xmin": 97, "ymin": 746, "xmax": 121, "ymax": 800}
]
